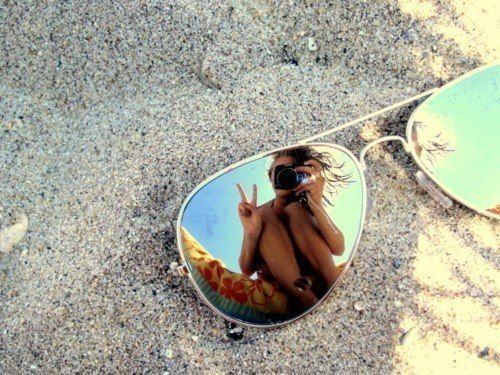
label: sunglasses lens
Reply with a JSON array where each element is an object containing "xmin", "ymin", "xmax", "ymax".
[
  {"xmin": 178, "ymin": 144, "xmax": 366, "ymax": 326},
  {"xmin": 408, "ymin": 64, "xmax": 500, "ymax": 217}
]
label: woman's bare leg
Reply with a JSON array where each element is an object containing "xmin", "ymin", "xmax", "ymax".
[
  {"xmin": 257, "ymin": 206, "xmax": 318, "ymax": 309},
  {"xmin": 285, "ymin": 202, "xmax": 340, "ymax": 288}
]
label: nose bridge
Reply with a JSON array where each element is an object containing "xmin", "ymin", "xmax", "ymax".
[{"xmin": 358, "ymin": 135, "xmax": 410, "ymax": 171}]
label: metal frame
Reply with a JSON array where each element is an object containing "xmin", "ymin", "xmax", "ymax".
[
  {"xmin": 300, "ymin": 89, "xmax": 438, "ymax": 144},
  {"xmin": 405, "ymin": 62, "xmax": 499, "ymax": 219},
  {"xmin": 174, "ymin": 62, "xmax": 498, "ymax": 329},
  {"xmin": 358, "ymin": 135, "xmax": 409, "ymax": 171},
  {"xmin": 175, "ymin": 142, "xmax": 367, "ymax": 328}
]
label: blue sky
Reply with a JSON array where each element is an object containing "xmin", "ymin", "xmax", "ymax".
[{"xmin": 182, "ymin": 146, "xmax": 364, "ymax": 273}]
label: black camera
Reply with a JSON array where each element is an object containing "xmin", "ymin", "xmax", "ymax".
[{"xmin": 273, "ymin": 164, "xmax": 309, "ymax": 190}]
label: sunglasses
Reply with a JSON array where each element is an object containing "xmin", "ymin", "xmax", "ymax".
[{"xmin": 174, "ymin": 63, "xmax": 499, "ymax": 330}]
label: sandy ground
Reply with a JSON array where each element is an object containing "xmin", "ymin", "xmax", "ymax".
[{"xmin": 1, "ymin": 0, "xmax": 499, "ymax": 373}]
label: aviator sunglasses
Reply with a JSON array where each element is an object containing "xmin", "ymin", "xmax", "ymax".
[{"xmin": 173, "ymin": 63, "xmax": 499, "ymax": 329}]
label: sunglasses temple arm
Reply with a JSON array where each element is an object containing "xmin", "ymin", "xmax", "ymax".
[
  {"xmin": 299, "ymin": 88, "xmax": 438, "ymax": 144},
  {"xmin": 415, "ymin": 171, "xmax": 453, "ymax": 208}
]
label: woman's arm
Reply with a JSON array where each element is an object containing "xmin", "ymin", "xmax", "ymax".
[
  {"xmin": 308, "ymin": 198, "xmax": 345, "ymax": 256},
  {"xmin": 239, "ymin": 232, "xmax": 260, "ymax": 276},
  {"xmin": 293, "ymin": 160, "xmax": 345, "ymax": 256},
  {"xmin": 236, "ymin": 183, "xmax": 263, "ymax": 276}
]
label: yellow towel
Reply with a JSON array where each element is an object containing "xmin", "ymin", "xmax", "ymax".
[{"xmin": 181, "ymin": 228, "xmax": 289, "ymax": 314}]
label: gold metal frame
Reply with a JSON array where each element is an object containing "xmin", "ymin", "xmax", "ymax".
[{"xmin": 175, "ymin": 142, "xmax": 367, "ymax": 328}]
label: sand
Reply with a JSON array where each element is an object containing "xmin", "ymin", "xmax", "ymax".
[{"xmin": 1, "ymin": 0, "xmax": 498, "ymax": 373}]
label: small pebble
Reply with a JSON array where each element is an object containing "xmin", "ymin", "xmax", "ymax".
[
  {"xmin": 225, "ymin": 321, "xmax": 244, "ymax": 340},
  {"xmin": 354, "ymin": 301, "xmax": 366, "ymax": 311},
  {"xmin": 0, "ymin": 214, "xmax": 29, "ymax": 254},
  {"xmin": 478, "ymin": 346, "xmax": 493, "ymax": 359},
  {"xmin": 307, "ymin": 37, "xmax": 318, "ymax": 51},
  {"xmin": 163, "ymin": 347, "xmax": 173, "ymax": 359}
]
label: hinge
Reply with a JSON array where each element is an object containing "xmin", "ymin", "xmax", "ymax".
[
  {"xmin": 415, "ymin": 171, "xmax": 453, "ymax": 208},
  {"xmin": 170, "ymin": 262, "xmax": 189, "ymax": 276}
]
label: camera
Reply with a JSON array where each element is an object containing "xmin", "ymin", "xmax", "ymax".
[{"xmin": 273, "ymin": 164, "xmax": 309, "ymax": 190}]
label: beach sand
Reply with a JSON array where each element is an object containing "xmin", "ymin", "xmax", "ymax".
[{"xmin": 1, "ymin": 1, "xmax": 498, "ymax": 373}]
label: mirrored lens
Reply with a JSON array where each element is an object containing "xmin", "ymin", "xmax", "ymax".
[
  {"xmin": 178, "ymin": 144, "xmax": 366, "ymax": 326},
  {"xmin": 408, "ymin": 64, "xmax": 500, "ymax": 217}
]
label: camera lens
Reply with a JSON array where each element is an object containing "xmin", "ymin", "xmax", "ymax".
[{"xmin": 277, "ymin": 168, "xmax": 298, "ymax": 189}]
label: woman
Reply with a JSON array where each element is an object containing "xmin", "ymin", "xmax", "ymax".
[{"xmin": 236, "ymin": 146, "xmax": 350, "ymax": 312}]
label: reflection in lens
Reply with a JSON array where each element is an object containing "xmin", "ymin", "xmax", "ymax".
[
  {"xmin": 408, "ymin": 64, "xmax": 500, "ymax": 217},
  {"xmin": 178, "ymin": 144, "xmax": 365, "ymax": 326}
]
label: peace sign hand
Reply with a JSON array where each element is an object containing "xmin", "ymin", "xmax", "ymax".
[{"xmin": 236, "ymin": 183, "xmax": 262, "ymax": 238}]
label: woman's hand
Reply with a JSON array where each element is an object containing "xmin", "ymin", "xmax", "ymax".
[
  {"xmin": 293, "ymin": 159, "xmax": 325, "ymax": 206},
  {"xmin": 236, "ymin": 183, "xmax": 262, "ymax": 238}
]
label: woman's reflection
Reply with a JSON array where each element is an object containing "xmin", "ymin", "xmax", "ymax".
[{"xmin": 236, "ymin": 146, "xmax": 352, "ymax": 312}]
